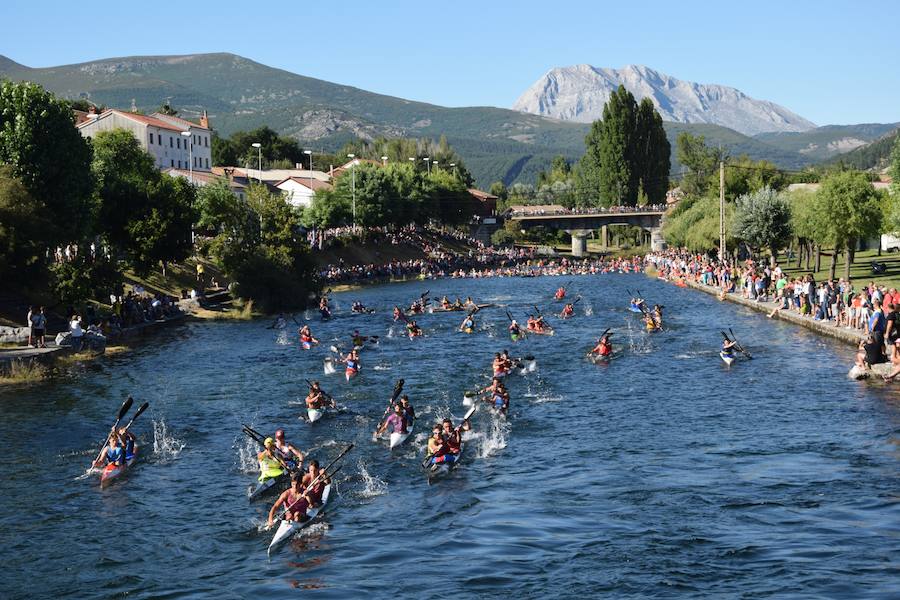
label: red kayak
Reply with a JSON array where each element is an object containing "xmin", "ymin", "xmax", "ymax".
[{"xmin": 100, "ymin": 450, "xmax": 138, "ymax": 488}]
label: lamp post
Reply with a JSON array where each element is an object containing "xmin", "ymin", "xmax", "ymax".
[
  {"xmin": 381, "ymin": 155, "xmax": 388, "ymax": 167},
  {"xmin": 251, "ymin": 142, "xmax": 262, "ymax": 182},
  {"xmin": 180, "ymin": 131, "xmax": 193, "ymax": 183},
  {"xmin": 347, "ymin": 153, "xmax": 356, "ymax": 226},
  {"xmin": 304, "ymin": 149, "xmax": 313, "ymax": 205},
  {"xmin": 423, "ymin": 156, "xmax": 430, "ymax": 175}
]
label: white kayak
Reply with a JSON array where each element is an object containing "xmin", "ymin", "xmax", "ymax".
[
  {"xmin": 267, "ymin": 484, "xmax": 332, "ymax": 556},
  {"xmin": 307, "ymin": 407, "xmax": 326, "ymax": 423},
  {"xmin": 389, "ymin": 421, "xmax": 414, "ymax": 449},
  {"xmin": 720, "ymin": 351, "xmax": 735, "ymax": 366}
]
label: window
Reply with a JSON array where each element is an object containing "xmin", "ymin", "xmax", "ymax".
[
  {"xmin": 177, "ymin": 138, "xmax": 181, "ymax": 149},
  {"xmin": 170, "ymin": 159, "xmax": 174, "ymax": 167},
  {"xmin": 205, "ymin": 158, "xmax": 209, "ymax": 169},
  {"xmin": 205, "ymin": 137, "xmax": 208, "ymax": 147},
  {"xmin": 150, "ymin": 133, "xmax": 154, "ymax": 144},
  {"xmin": 170, "ymin": 137, "xmax": 173, "ymax": 148}
]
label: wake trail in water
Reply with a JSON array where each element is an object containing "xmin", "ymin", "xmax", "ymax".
[{"xmin": 355, "ymin": 461, "xmax": 388, "ymax": 498}]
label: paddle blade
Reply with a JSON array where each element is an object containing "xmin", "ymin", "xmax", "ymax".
[
  {"xmin": 117, "ymin": 396, "xmax": 134, "ymax": 421},
  {"xmin": 463, "ymin": 405, "xmax": 477, "ymax": 421},
  {"xmin": 330, "ymin": 346, "xmax": 340, "ymax": 354}
]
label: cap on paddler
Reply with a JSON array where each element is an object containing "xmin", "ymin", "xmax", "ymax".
[{"xmin": 264, "ymin": 437, "xmax": 274, "ymax": 447}]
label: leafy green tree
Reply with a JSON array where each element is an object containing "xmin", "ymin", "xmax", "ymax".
[
  {"xmin": 732, "ymin": 187, "xmax": 792, "ymax": 265},
  {"xmin": 303, "ymin": 187, "xmax": 352, "ymax": 229},
  {"xmin": 662, "ymin": 194, "xmax": 735, "ymax": 251},
  {"xmin": 50, "ymin": 253, "xmax": 120, "ymax": 307},
  {"xmin": 0, "ymin": 80, "xmax": 94, "ymax": 246},
  {"xmin": 212, "ymin": 127, "xmax": 306, "ymax": 169},
  {"xmin": 423, "ymin": 169, "xmax": 473, "ymax": 225},
  {"xmin": 676, "ymin": 132, "xmax": 724, "ymax": 197},
  {"xmin": 0, "ymin": 166, "xmax": 52, "ymax": 280},
  {"xmin": 577, "ymin": 87, "xmax": 668, "ymax": 207},
  {"xmin": 890, "ymin": 134, "xmax": 900, "ymax": 197},
  {"xmin": 818, "ymin": 170, "xmax": 883, "ymax": 280},
  {"xmin": 92, "ymin": 129, "xmax": 195, "ymax": 275},
  {"xmin": 788, "ymin": 189, "xmax": 829, "ymax": 272}
]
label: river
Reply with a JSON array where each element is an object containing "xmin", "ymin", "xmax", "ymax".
[{"xmin": 2, "ymin": 274, "xmax": 899, "ymax": 598}]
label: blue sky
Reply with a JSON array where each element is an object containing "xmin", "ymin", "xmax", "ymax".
[{"xmin": 3, "ymin": 0, "xmax": 898, "ymax": 126}]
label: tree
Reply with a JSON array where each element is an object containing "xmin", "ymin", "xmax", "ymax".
[
  {"xmin": 662, "ymin": 195, "xmax": 734, "ymax": 251},
  {"xmin": 212, "ymin": 127, "xmax": 306, "ymax": 169},
  {"xmin": 0, "ymin": 80, "xmax": 94, "ymax": 246},
  {"xmin": 0, "ymin": 166, "xmax": 52, "ymax": 281},
  {"xmin": 676, "ymin": 132, "xmax": 724, "ymax": 197},
  {"xmin": 818, "ymin": 171, "xmax": 883, "ymax": 280},
  {"xmin": 789, "ymin": 189, "xmax": 830, "ymax": 274},
  {"xmin": 577, "ymin": 86, "xmax": 669, "ymax": 207},
  {"xmin": 732, "ymin": 187, "xmax": 792, "ymax": 265},
  {"xmin": 92, "ymin": 129, "xmax": 195, "ymax": 275},
  {"xmin": 890, "ymin": 135, "xmax": 900, "ymax": 197}
]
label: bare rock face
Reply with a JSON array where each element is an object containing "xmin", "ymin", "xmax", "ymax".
[{"xmin": 513, "ymin": 64, "xmax": 816, "ymax": 136}]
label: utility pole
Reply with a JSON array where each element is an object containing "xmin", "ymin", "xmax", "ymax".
[{"xmin": 719, "ymin": 160, "xmax": 726, "ymax": 261}]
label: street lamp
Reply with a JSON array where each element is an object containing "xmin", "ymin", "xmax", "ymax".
[
  {"xmin": 180, "ymin": 131, "xmax": 193, "ymax": 183},
  {"xmin": 423, "ymin": 156, "xmax": 430, "ymax": 175},
  {"xmin": 251, "ymin": 142, "xmax": 262, "ymax": 182},
  {"xmin": 347, "ymin": 153, "xmax": 356, "ymax": 225},
  {"xmin": 381, "ymin": 155, "xmax": 388, "ymax": 166},
  {"xmin": 304, "ymin": 149, "xmax": 313, "ymax": 204}
]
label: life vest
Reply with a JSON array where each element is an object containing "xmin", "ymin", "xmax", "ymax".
[{"xmin": 258, "ymin": 453, "xmax": 284, "ymax": 482}]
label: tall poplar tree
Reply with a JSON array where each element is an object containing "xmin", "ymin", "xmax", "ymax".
[{"xmin": 577, "ymin": 86, "xmax": 669, "ymax": 206}]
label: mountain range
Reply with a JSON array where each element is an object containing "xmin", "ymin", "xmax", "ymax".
[
  {"xmin": 0, "ymin": 53, "xmax": 895, "ymax": 187},
  {"xmin": 512, "ymin": 64, "xmax": 816, "ymax": 136}
]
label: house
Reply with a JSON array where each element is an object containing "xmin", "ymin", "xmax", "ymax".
[
  {"xmin": 77, "ymin": 108, "xmax": 212, "ymax": 172},
  {"xmin": 274, "ymin": 176, "xmax": 333, "ymax": 208},
  {"xmin": 468, "ymin": 188, "xmax": 498, "ymax": 217},
  {"xmin": 164, "ymin": 168, "xmax": 247, "ymax": 201},
  {"xmin": 240, "ymin": 168, "xmax": 331, "ymax": 185}
]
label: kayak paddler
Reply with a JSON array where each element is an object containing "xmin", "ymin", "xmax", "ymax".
[
  {"xmin": 554, "ymin": 286, "xmax": 566, "ymax": 300},
  {"xmin": 559, "ymin": 303, "xmax": 574, "ymax": 319},
  {"xmin": 459, "ymin": 313, "xmax": 476, "ymax": 333},
  {"xmin": 258, "ymin": 438, "xmax": 285, "ymax": 483},
  {"xmin": 721, "ymin": 336, "xmax": 737, "ymax": 359},
  {"xmin": 406, "ymin": 320, "xmax": 422, "ymax": 338},
  {"xmin": 299, "ymin": 325, "xmax": 319, "ymax": 348},
  {"xmin": 319, "ymin": 297, "xmax": 331, "ymax": 319},
  {"xmin": 268, "ymin": 473, "xmax": 308, "ymax": 526},
  {"xmin": 273, "ymin": 429, "xmax": 304, "ymax": 470},
  {"xmin": 305, "ymin": 381, "xmax": 334, "ymax": 411},
  {"xmin": 376, "ymin": 403, "xmax": 409, "ymax": 437},
  {"xmin": 509, "ymin": 319, "xmax": 523, "ymax": 340},
  {"xmin": 591, "ymin": 332, "xmax": 613, "ymax": 357},
  {"xmin": 93, "ymin": 431, "xmax": 125, "ymax": 469},
  {"xmin": 399, "ymin": 395, "xmax": 416, "ymax": 427}
]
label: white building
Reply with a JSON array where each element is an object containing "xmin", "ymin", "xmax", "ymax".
[
  {"xmin": 274, "ymin": 176, "xmax": 333, "ymax": 208},
  {"xmin": 77, "ymin": 109, "xmax": 213, "ymax": 172}
]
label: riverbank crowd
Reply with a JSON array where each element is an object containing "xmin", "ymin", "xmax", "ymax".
[{"xmin": 646, "ymin": 248, "xmax": 899, "ymax": 363}]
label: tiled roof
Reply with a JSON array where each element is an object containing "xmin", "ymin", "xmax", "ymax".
[
  {"xmin": 77, "ymin": 109, "xmax": 187, "ymax": 133},
  {"xmin": 150, "ymin": 113, "xmax": 210, "ymax": 131},
  {"xmin": 468, "ymin": 188, "xmax": 498, "ymax": 201}
]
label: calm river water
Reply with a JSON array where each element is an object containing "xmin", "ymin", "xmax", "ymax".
[{"xmin": 2, "ymin": 274, "xmax": 899, "ymax": 598}]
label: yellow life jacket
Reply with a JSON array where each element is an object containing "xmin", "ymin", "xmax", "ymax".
[{"xmin": 258, "ymin": 453, "xmax": 283, "ymax": 482}]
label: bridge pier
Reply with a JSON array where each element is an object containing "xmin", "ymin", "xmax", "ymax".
[
  {"xmin": 567, "ymin": 229, "xmax": 590, "ymax": 257},
  {"xmin": 650, "ymin": 227, "xmax": 666, "ymax": 251},
  {"xmin": 600, "ymin": 225, "xmax": 609, "ymax": 248}
]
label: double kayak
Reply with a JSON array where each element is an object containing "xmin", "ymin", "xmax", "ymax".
[
  {"xmin": 425, "ymin": 445, "xmax": 464, "ymax": 479},
  {"xmin": 526, "ymin": 328, "xmax": 554, "ymax": 336},
  {"xmin": 589, "ymin": 351, "xmax": 621, "ymax": 364},
  {"xmin": 99, "ymin": 450, "xmax": 138, "ymax": 488},
  {"xmin": 267, "ymin": 483, "xmax": 332, "ymax": 556}
]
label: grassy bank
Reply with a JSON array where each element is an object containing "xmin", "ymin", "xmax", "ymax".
[{"xmin": 777, "ymin": 248, "xmax": 900, "ymax": 289}]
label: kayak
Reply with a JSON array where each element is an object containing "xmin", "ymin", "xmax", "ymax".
[
  {"xmin": 461, "ymin": 327, "xmax": 474, "ymax": 334},
  {"xmin": 300, "ymin": 337, "xmax": 313, "ymax": 350},
  {"xmin": 510, "ymin": 332, "xmax": 521, "ymax": 342},
  {"xmin": 527, "ymin": 328, "xmax": 554, "ymax": 336},
  {"xmin": 627, "ymin": 305, "xmax": 644, "ymax": 313},
  {"xmin": 307, "ymin": 407, "xmax": 327, "ymax": 423},
  {"xmin": 426, "ymin": 445, "xmax": 463, "ymax": 479},
  {"xmin": 99, "ymin": 449, "xmax": 138, "ymax": 488},
  {"xmin": 589, "ymin": 351, "xmax": 621, "ymax": 364},
  {"xmin": 345, "ymin": 367, "xmax": 358, "ymax": 381},
  {"xmin": 389, "ymin": 421, "xmax": 414, "ymax": 449},
  {"xmin": 267, "ymin": 483, "xmax": 332, "ymax": 556},
  {"xmin": 720, "ymin": 351, "xmax": 735, "ymax": 366},
  {"xmin": 249, "ymin": 472, "xmax": 289, "ymax": 502}
]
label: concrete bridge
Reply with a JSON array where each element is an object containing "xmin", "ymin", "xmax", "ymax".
[{"xmin": 507, "ymin": 209, "xmax": 666, "ymax": 256}]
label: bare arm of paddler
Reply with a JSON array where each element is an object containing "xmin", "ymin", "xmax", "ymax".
[{"xmin": 267, "ymin": 488, "xmax": 292, "ymax": 527}]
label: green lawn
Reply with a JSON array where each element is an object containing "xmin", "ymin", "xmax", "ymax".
[{"xmin": 776, "ymin": 248, "xmax": 900, "ymax": 289}]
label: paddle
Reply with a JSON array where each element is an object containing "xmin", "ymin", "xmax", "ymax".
[
  {"xmin": 421, "ymin": 405, "xmax": 476, "ymax": 468},
  {"xmin": 242, "ymin": 426, "xmax": 296, "ymax": 473},
  {"xmin": 572, "ymin": 296, "xmax": 583, "ymax": 307},
  {"xmin": 120, "ymin": 402, "xmax": 149, "ymax": 433},
  {"xmin": 728, "ymin": 328, "xmax": 753, "ymax": 359},
  {"xmin": 92, "ymin": 396, "xmax": 133, "ymax": 467},
  {"xmin": 373, "ymin": 378, "xmax": 406, "ymax": 437},
  {"xmin": 278, "ymin": 463, "xmax": 344, "ymax": 521}
]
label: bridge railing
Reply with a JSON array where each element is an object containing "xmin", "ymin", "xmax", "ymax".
[{"xmin": 508, "ymin": 204, "xmax": 666, "ymax": 218}]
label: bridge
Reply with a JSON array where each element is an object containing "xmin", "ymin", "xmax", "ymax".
[{"xmin": 506, "ymin": 208, "xmax": 667, "ymax": 256}]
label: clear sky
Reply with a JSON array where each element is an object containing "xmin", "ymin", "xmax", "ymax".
[{"xmin": 3, "ymin": 0, "xmax": 898, "ymax": 126}]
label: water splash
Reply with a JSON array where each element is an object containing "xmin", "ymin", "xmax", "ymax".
[
  {"xmin": 583, "ymin": 300, "xmax": 594, "ymax": 316},
  {"xmin": 387, "ymin": 326, "xmax": 395, "ymax": 338},
  {"xmin": 237, "ymin": 436, "xmax": 259, "ymax": 474},
  {"xmin": 323, "ymin": 359, "xmax": 336, "ymax": 375},
  {"xmin": 477, "ymin": 417, "xmax": 509, "ymax": 458},
  {"xmin": 152, "ymin": 419, "xmax": 185, "ymax": 461},
  {"xmin": 356, "ymin": 461, "xmax": 388, "ymax": 498},
  {"xmin": 276, "ymin": 330, "xmax": 290, "ymax": 346}
]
